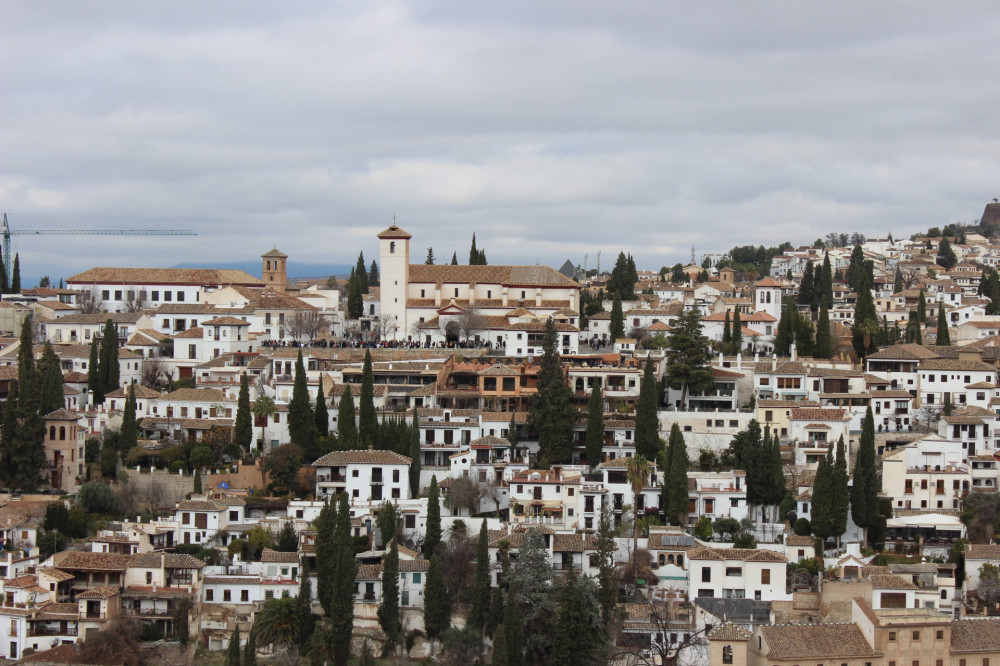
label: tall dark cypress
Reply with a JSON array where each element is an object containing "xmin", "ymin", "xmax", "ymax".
[
  {"xmin": 937, "ymin": 306, "xmax": 951, "ymax": 346},
  {"xmin": 585, "ymin": 385, "xmax": 605, "ymax": 470},
  {"xmin": 799, "ymin": 261, "xmax": 816, "ymax": 311},
  {"xmin": 609, "ymin": 295, "xmax": 624, "ymax": 340},
  {"xmin": 503, "ymin": 587, "xmax": 524, "ymax": 666},
  {"xmin": 815, "ymin": 296, "xmax": 833, "ymax": 358},
  {"xmin": 851, "ymin": 406, "xmax": 880, "ymax": 544},
  {"xmin": 97, "ymin": 318, "xmax": 119, "ymax": 400},
  {"xmin": 314, "ymin": 382, "xmax": 329, "ymax": 438},
  {"xmin": 852, "ymin": 274, "xmax": 879, "ymax": 359},
  {"xmin": 377, "ymin": 540, "xmax": 400, "ymax": 651},
  {"xmin": 811, "ymin": 442, "xmax": 834, "ymax": 540},
  {"xmin": 119, "ymin": 384, "xmax": 137, "ymax": 452},
  {"xmin": 87, "ymin": 338, "xmax": 100, "ymax": 402},
  {"xmin": 0, "ymin": 255, "xmax": 7, "ymax": 293},
  {"xmin": 0, "ymin": 390, "xmax": 18, "ymax": 487},
  {"xmin": 425, "ymin": 476, "xmax": 442, "ymax": 556},
  {"xmin": 831, "ymin": 435, "xmax": 850, "ymax": 545},
  {"xmin": 355, "ymin": 252, "xmax": 369, "ymax": 294},
  {"xmin": 11, "ymin": 254, "xmax": 20, "ymax": 293},
  {"xmin": 732, "ymin": 308, "xmax": 743, "ymax": 353},
  {"xmin": 529, "ymin": 318, "xmax": 576, "ymax": 465},
  {"xmin": 314, "ymin": 500, "xmax": 335, "ymax": 615},
  {"xmin": 11, "ymin": 317, "xmax": 44, "ymax": 491},
  {"xmin": 295, "ymin": 561, "xmax": 315, "ymax": 654},
  {"xmin": 634, "ymin": 361, "xmax": 660, "ymax": 460},
  {"xmin": 423, "ymin": 553, "xmax": 450, "ymax": 646},
  {"xmin": 337, "ymin": 386, "xmax": 357, "ymax": 444},
  {"xmin": 664, "ymin": 424, "xmax": 689, "ymax": 526},
  {"xmin": 774, "ymin": 294, "xmax": 797, "ymax": 356},
  {"xmin": 821, "ymin": 252, "xmax": 834, "ymax": 304},
  {"xmin": 37, "ymin": 341, "xmax": 64, "ymax": 415},
  {"xmin": 330, "ymin": 492, "xmax": 357, "ymax": 666},
  {"xmin": 551, "ymin": 566, "xmax": 604, "ymax": 666},
  {"xmin": 408, "ymin": 407, "xmax": 421, "ymax": 497},
  {"xmin": 470, "ymin": 520, "xmax": 491, "ymax": 635},
  {"xmin": 358, "ymin": 351, "xmax": 378, "ymax": 446},
  {"xmin": 287, "ymin": 351, "xmax": 315, "ymax": 454},
  {"xmin": 722, "ymin": 310, "xmax": 732, "ymax": 350},
  {"xmin": 235, "ymin": 374, "xmax": 253, "ymax": 453}
]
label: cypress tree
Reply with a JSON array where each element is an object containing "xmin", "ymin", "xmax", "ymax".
[
  {"xmin": 821, "ymin": 252, "xmax": 834, "ymax": 304},
  {"xmin": 11, "ymin": 254, "xmax": 20, "ymax": 293},
  {"xmin": 358, "ymin": 350, "xmax": 378, "ymax": 446},
  {"xmin": 595, "ymin": 507, "xmax": 618, "ymax": 626},
  {"xmin": 295, "ymin": 564, "xmax": 315, "ymax": 654},
  {"xmin": 529, "ymin": 318, "xmax": 576, "ymax": 465},
  {"xmin": 585, "ymin": 384, "xmax": 605, "ymax": 470},
  {"xmin": 225, "ymin": 625, "xmax": 241, "ymax": 666},
  {"xmin": 665, "ymin": 424, "xmax": 689, "ymax": 526},
  {"xmin": 194, "ymin": 468, "xmax": 202, "ymax": 493},
  {"xmin": 831, "ymin": 435, "xmax": 850, "ymax": 545},
  {"xmin": 17, "ymin": 315, "xmax": 35, "ymax": 394},
  {"xmin": 97, "ymin": 318, "xmax": 119, "ymax": 399},
  {"xmin": 314, "ymin": 500, "xmax": 336, "ymax": 615},
  {"xmin": 851, "ymin": 405, "xmax": 880, "ymax": 544},
  {"xmin": 664, "ymin": 306, "xmax": 714, "ymax": 406},
  {"xmin": 937, "ymin": 237, "xmax": 957, "ymax": 269},
  {"xmin": 356, "ymin": 252, "xmax": 369, "ymax": 294},
  {"xmin": 767, "ymin": 429, "xmax": 785, "ymax": 516},
  {"xmin": 0, "ymin": 390, "xmax": 18, "ymax": 488},
  {"xmin": 609, "ymin": 294, "xmax": 624, "ymax": 340},
  {"xmin": 470, "ymin": 520, "xmax": 491, "ymax": 635},
  {"xmin": 330, "ymin": 492, "xmax": 357, "ymax": 666},
  {"xmin": 425, "ymin": 248, "xmax": 435, "ymax": 264},
  {"xmin": 0, "ymin": 256, "xmax": 6, "ymax": 294},
  {"xmin": 937, "ymin": 306, "xmax": 951, "ymax": 345},
  {"xmin": 492, "ymin": 624, "xmax": 509, "ymax": 666},
  {"xmin": 846, "ymin": 245, "xmax": 865, "ymax": 290},
  {"xmin": 918, "ymin": 289, "xmax": 927, "ymax": 324},
  {"xmin": 799, "ymin": 261, "xmax": 816, "ymax": 311},
  {"xmin": 408, "ymin": 407, "xmax": 421, "ymax": 497},
  {"xmin": 794, "ymin": 305, "xmax": 815, "ymax": 357},
  {"xmin": 815, "ymin": 296, "xmax": 833, "ymax": 358},
  {"xmin": 503, "ymin": 588, "xmax": 524, "ymax": 666},
  {"xmin": 37, "ymin": 341, "xmax": 64, "ymax": 415},
  {"xmin": 451, "ymin": 252, "xmax": 458, "ymax": 265},
  {"xmin": 10, "ymin": 318, "xmax": 45, "ymax": 491},
  {"xmin": 314, "ymin": 382, "xmax": 329, "ymax": 437},
  {"xmin": 852, "ymin": 274, "xmax": 879, "ymax": 359},
  {"xmin": 346, "ymin": 268, "xmax": 362, "ymax": 319},
  {"xmin": 774, "ymin": 294, "xmax": 797, "ymax": 356},
  {"xmin": 507, "ymin": 412, "xmax": 519, "ymax": 448},
  {"xmin": 235, "ymin": 374, "xmax": 252, "ymax": 453},
  {"xmin": 811, "ymin": 442, "xmax": 834, "ymax": 540},
  {"xmin": 551, "ymin": 567, "xmax": 603, "ymax": 666},
  {"xmin": 424, "ymin": 553, "xmax": 449, "ymax": 648},
  {"xmin": 425, "ymin": 476, "xmax": 442, "ymax": 556},
  {"xmin": 634, "ymin": 361, "xmax": 660, "ymax": 460},
  {"xmin": 87, "ymin": 338, "xmax": 100, "ymax": 403},
  {"xmin": 120, "ymin": 384, "xmax": 137, "ymax": 452},
  {"xmin": 287, "ymin": 350, "xmax": 315, "ymax": 455},
  {"xmin": 242, "ymin": 625, "xmax": 257, "ymax": 666},
  {"xmin": 378, "ymin": 540, "xmax": 401, "ymax": 652},
  {"xmin": 722, "ymin": 310, "xmax": 732, "ymax": 350},
  {"xmin": 732, "ymin": 308, "xmax": 743, "ymax": 354},
  {"xmin": 368, "ymin": 260, "xmax": 379, "ymax": 287},
  {"xmin": 337, "ymin": 386, "xmax": 357, "ymax": 444},
  {"xmin": 894, "ymin": 266, "xmax": 903, "ymax": 293}
]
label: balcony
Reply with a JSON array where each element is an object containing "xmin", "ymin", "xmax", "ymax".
[{"xmin": 28, "ymin": 626, "xmax": 78, "ymax": 637}]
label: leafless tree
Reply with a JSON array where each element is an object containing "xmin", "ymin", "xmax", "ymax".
[
  {"xmin": 455, "ymin": 306, "xmax": 487, "ymax": 342},
  {"xmin": 142, "ymin": 478, "xmax": 167, "ymax": 513},
  {"xmin": 116, "ymin": 477, "xmax": 141, "ymax": 518},
  {"xmin": 142, "ymin": 357, "xmax": 171, "ymax": 389},
  {"xmin": 447, "ymin": 476, "xmax": 483, "ymax": 516},
  {"xmin": 286, "ymin": 311, "xmax": 329, "ymax": 340},
  {"xmin": 482, "ymin": 479, "xmax": 503, "ymax": 514},
  {"xmin": 122, "ymin": 290, "xmax": 147, "ymax": 313},
  {"xmin": 373, "ymin": 315, "xmax": 399, "ymax": 341},
  {"xmin": 76, "ymin": 616, "xmax": 147, "ymax": 666},
  {"xmin": 78, "ymin": 288, "xmax": 105, "ymax": 314},
  {"xmin": 916, "ymin": 404, "xmax": 943, "ymax": 431},
  {"xmin": 612, "ymin": 598, "xmax": 708, "ymax": 666},
  {"xmin": 441, "ymin": 522, "xmax": 476, "ymax": 598}
]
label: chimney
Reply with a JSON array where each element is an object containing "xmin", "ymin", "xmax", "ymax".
[
  {"xmin": 737, "ymin": 353, "xmax": 742, "ymax": 370},
  {"xmin": 790, "ymin": 343, "xmax": 797, "ymax": 362},
  {"xmin": 772, "ymin": 354, "xmax": 777, "ymax": 372}
]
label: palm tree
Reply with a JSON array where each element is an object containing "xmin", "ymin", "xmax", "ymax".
[
  {"xmin": 251, "ymin": 396, "xmax": 278, "ymax": 456},
  {"xmin": 625, "ymin": 454, "xmax": 649, "ymax": 585},
  {"xmin": 254, "ymin": 596, "xmax": 298, "ymax": 653}
]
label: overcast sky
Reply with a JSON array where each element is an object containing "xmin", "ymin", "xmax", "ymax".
[{"xmin": 2, "ymin": 2, "xmax": 999, "ymax": 282}]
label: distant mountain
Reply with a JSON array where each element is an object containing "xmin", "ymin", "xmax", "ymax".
[{"xmin": 171, "ymin": 260, "xmax": 354, "ymax": 280}]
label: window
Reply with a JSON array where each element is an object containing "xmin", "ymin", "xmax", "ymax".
[
  {"xmin": 701, "ymin": 567, "xmax": 711, "ymax": 582},
  {"xmin": 229, "ymin": 511, "xmax": 239, "ymax": 522},
  {"xmin": 936, "ymin": 630, "xmax": 943, "ymax": 640},
  {"xmin": 164, "ymin": 291, "xmax": 172, "ymax": 301},
  {"xmin": 223, "ymin": 590, "xmax": 231, "ymax": 602},
  {"xmin": 102, "ymin": 290, "xmax": 110, "ymax": 300},
  {"xmin": 725, "ymin": 567, "xmax": 742, "ymax": 577},
  {"xmin": 206, "ymin": 589, "xmax": 214, "ymax": 601},
  {"xmin": 182, "ymin": 513, "xmax": 190, "ymax": 525},
  {"xmin": 177, "ymin": 291, "xmax": 185, "ymax": 301},
  {"xmin": 889, "ymin": 632, "xmax": 896, "ymax": 641},
  {"xmin": 912, "ymin": 631, "xmax": 920, "ymax": 640},
  {"xmin": 722, "ymin": 645, "xmax": 733, "ymax": 664},
  {"xmin": 761, "ymin": 568, "xmax": 770, "ymax": 584},
  {"xmin": 413, "ymin": 572, "xmax": 421, "ymax": 584},
  {"xmin": 392, "ymin": 469, "xmax": 400, "ymax": 483}
]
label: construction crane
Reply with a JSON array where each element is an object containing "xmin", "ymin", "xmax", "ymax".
[{"xmin": 1, "ymin": 213, "xmax": 197, "ymax": 272}]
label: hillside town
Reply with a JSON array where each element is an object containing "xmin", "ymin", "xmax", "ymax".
[{"xmin": 2, "ymin": 206, "xmax": 1000, "ymax": 665}]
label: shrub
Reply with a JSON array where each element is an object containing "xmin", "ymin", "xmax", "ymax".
[
  {"xmin": 694, "ymin": 516, "xmax": 713, "ymax": 541},
  {"xmin": 733, "ymin": 532, "xmax": 758, "ymax": 549},
  {"xmin": 793, "ymin": 518, "xmax": 812, "ymax": 536},
  {"xmin": 76, "ymin": 482, "xmax": 121, "ymax": 515}
]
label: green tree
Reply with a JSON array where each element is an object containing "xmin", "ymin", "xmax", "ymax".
[
  {"xmin": 424, "ymin": 553, "xmax": 450, "ymax": 650},
  {"xmin": 662, "ymin": 424, "xmax": 689, "ymax": 526},
  {"xmin": 505, "ymin": 530, "xmax": 556, "ymax": 663},
  {"xmin": 918, "ymin": 289, "xmax": 928, "ymax": 324},
  {"xmin": 255, "ymin": 596, "xmax": 299, "ymax": 653},
  {"xmin": 529, "ymin": 318, "xmax": 576, "ymax": 466},
  {"xmin": 774, "ymin": 293, "xmax": 797, "ymax": 356},
  {"xmin": 193, "ymin": 468, "xmax": 202, "ymax": 494},
  {"xmin": 11, "ymin": 254, "xmax": 20, "ymax": 293},
  {"xmin": 634, "ymin": 361, "xmax": 660, "ymax": 460},
  {"xmin": 664, "ymin": 306, "xmax": 714, "ymax": 406},
  {"xmin": 295, "ymin": 562, "xmax": 315, "ymax": 654},
  {"xmin": 503, "ymin": 587, "xmax": 524, "ymax": 666},
  {"xmin": 732, "ymin": 308, "xmax": 743, "ymax": 353},
  {"xmin": 584, "ymin": 384, "xmax": 605, "ymax": 470},
  {"xmin": 894, "ymin": 266, "xmax": 904, "ymax": 293},
  {"xmin": 851, "ymin": 406, "xmax": 881, "ymax": 545},
  {"xmin": 425, "ymin": 475, "xmax": 442, "ymax": 556},
  {"xmin": 469, "ymin": 232, "xmax": 487, "ymax": 265},
  {"xmin": 408, "ymin": 407, "xmax": 421, "ymax": 497},
  {"xmin": 378, "ymin": 540, "xmax": 401, "ymax": 652},
  {"xmin": 551, "ymin": 566, "xmax": 605, "ymax": 666},
  {"xmin": 225, "ymin": 625, "xmax": 241, "ymax": 666},
  {"xmin": 87, "ymin": 337, "xmax": 101, "ymax": 402},
  {"xmin": 852, "ymin": 274, "xmax": 879, "ymax": 358},
  {"xmin": 451, "ymin": 251, "xmax": 458, "ymax": 265},
  {"xmin": 234, "ymin": 374, "xmax": 253, "ymax": 453},
  {"xmin": 330, "ymin": 492, "xmax": 357, "ymax": 665},
  {"xmin": 314, "ymin": 382, "xmax": 329, "ymax": 438},
  {"xmin": 815, "ymin": 296, "xmax": 833, "ymax": 358},
  {"xmin": 425, "ymin": 248, "xmax": 435, "ymax": 264},
  {"xmin": 276, "ymin": 522, "xmax": 297, "ymax": 552},
  {"xmin": 470, "ymin": 520, "xmax": 491, "ymax": 641},
  {"xmin": 722, "ymin": 310, "xmax": 732, "ymax": 350},
  {"xmin": 938, "ymin": 237, "xmax": 958, "ymax": 269},
  {"xmin": 595, "ymin": 507, "xmax": 618, "ymax": 627},
  {"xmin": 670, "ymin": 263, "xmax": 685, "ymax": 283},
  {"xmin": 799, "ymin": 261, "xmax": 816, "ymax": 311},
  {"xmin": 368, "ymin": 260, "xmax": 379, "ymax": 287},
  {"xmin": 492, "ymin": 624, "xmax": 509, "ymax": 666},
  {"xmin": 314, "ymin": 501, "xmax": 336, "ymax": 615},
  {"xmin": 77, "ymin": 481, "xmax": 120, "ymax": 515},
  {"xmin": 609, "ymin": 294, "xmax": 624, "ymax": 340},
  {"xmin": 810, "ymin": 443, "xmax": 834, "ymax": 540},
  {"xmin": 937, "ymin": 306, "xmax": 951, "ymax": 345},
  {"xmin": 119, "ymin": 383, "xmax": 137, "ymax": 452},
  {"xmin": 36, "ymin": 342, "xmax": 63, "ymax": 416},
  {"xmin": 821, "ymin": 252, "xmax": 834, "ymax": 305},
  {"xmin": 358, "ymin": 351, "xmax": 378, "ymax": 446},
  {"xmin": 625, "ymin": 454, "xmax": 648, "ymax": 578},
  {"xmin": 346, "ymin": 268, "xmax": 362, "ymax": 319},
  {"xmin": 831, "ymin": 435, "xmax": 850, "ymax": 546},
  {"xmin": 337, "ymin": 386, "xmax": 356, "ymax": 444},
  {"xmin": 846, "ymin": 244, "xmax": 866, "ymax": 290},
  {"xmin": 288, "ymin": 351, "xmax": 315, "ymax": 455},
  {"xmin": 356, "ymin": 252, "xmax": 369, "ymax": 294}
]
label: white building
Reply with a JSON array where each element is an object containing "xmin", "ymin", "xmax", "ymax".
[
  {"xmin": 687, "ymin": 546, "xmax": 790, "ymax": 602},
  {"xmin": 313, "ymin": 449, "xmax": 412, "ymax": 503}
]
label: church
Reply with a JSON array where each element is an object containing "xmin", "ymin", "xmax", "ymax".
[{"xmin": 377, "ymin": 225, "xmax": 582, "ymax": 353}]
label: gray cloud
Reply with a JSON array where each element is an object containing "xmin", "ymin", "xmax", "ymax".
[{"xmin": 2, "ymin": 1, "xmax": 999, "ymax": 282}]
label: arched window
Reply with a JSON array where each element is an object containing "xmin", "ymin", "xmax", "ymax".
[
  {"xmin": 667, "ymin": 554, "xmax": 675, "ymax": 564},
  {"xmin": 940, "ymin": 589, "xmax": 947, "ymax": 599},
  {"xmin": 49, "ymin": 426, "xmax": 56, "ymax": 440},
  {"xmin": 266, "ymin": 260, "xmax": 271, "ymax": 270},
  {"xmin": 59, "ymin": 426, "xmax": 66, "ymax": 440},
  {"xmin": 677, "ymin": 554, "xmax": 684, "ymax": 567},
  {"xmin": 390, "ymin": 241, "xmax": 396, "ymax": 253},
  {"xmin": 722, "ymin": 645, "xmax": 733, "ymax": 664}
]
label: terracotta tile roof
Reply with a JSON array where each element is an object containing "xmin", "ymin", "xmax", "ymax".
[
  {"xmin": 754, "ymin": 361, "xmax": 808, "ymax": 374},
  {"xmin": 965, "ymin": 543, "xmax": 1000, "ymax": 560},
  {"xmin": 172, "ymin": 326, "xmax": 204, "ymax": 339},
  {"xmin": 4, "ymin": 574, "xmax": 38, "ymax": 588},
  {"xmin": 313, "ymin": 450, "xmax": 412, "ymax": 467},
  {"xmin": 44, "ymin": 408, "xmax": 81, "ymax": 421},
  {"xmin": 202, "ymin": 316, "xmax": 251, "ymax": 326},
  {"xmin": 551, "ymin": 533, "xmax": 599, "ymax": 552},
  {"xmin": 105, "ymin": 385, "xmax": 162, "ymax": 399},
  {"xmin": 951, "ymin": 618, "xmax": 1000, "ymax": 653},
  {"xmin": 757, "ymin": 623, "xmax": 879, "ymax": 659},
  {"xmin": 68, "ymin": 267, "xmax": 262, "ymax": 286},
  {"xmin": 469, "ymin": 435, "xmax": 511, "ymax": 448},
  {"xmin": 356, "ymin": 563, "xmax": 382, "ymax": 579},
  {"xmin": 262, "ymin": 248, "xmax": 288, "ymax": 258},
  {"xmin": 688, "ymin": 546, "xmax": 787, "ymax": 562},
  {"xmin": 128, "ymin": 552, "xmax": 206, "ymax": 569},
  {"xmin": 868, "ymin": 573, "xmax": 917, "ymax": 590},
  {"xmin": 785, "ymin": 534, "xmax": 815, "ymax": 547},
  {"xmin": 707, "ymin": 622, "xmax": 752, "ymax": 641},
  {"xmin": 176, "ymin": 500, "xmax": 224, "ymax": 511},
  {"xmin": 377, "ymin": 225, "xmax": 412, "ymax": 239},
  {"xmin": 231, "ymin": 285, "xmax": 317, "ymax": 311},
  {"xmin": 57, "ymin": 551, "xmax": 133, "ymax": 572},
  {"xmin": 261, "ymin": 548, "xmax": 299, "ymax": 563},
  {"xmin": 920, "ymin": 358, "xmax": 996, "ymax": 372},
  {"xmin": 37, "ymin": 567, "xmax": 75, "ymax": 582},
  {"xmin": 865, "ymin": 344, "xmax": 941, "ymax": 360},
  {"xmin": 397, "ymin": 559, "xmax": 430, "ymax": 572},
  {"xmin": 163, "ymin": 387, "xmax": 233, "ymax": 402},
  {"xmin": 790, "ymin": 408, "xmax": 849, "ymax": 421},
  {"xmin": 76, "ymin": 585, "xmax": 121, "ymax": 599},
  {"xmin": 408, "ymin": 264, "xmax": 579, "ymax": 288}
]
